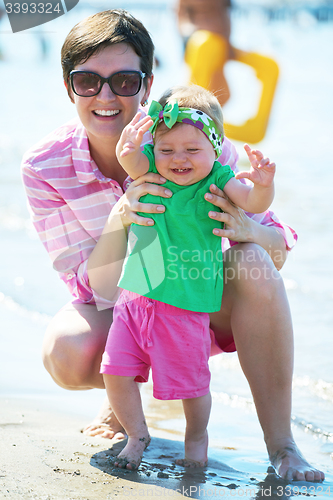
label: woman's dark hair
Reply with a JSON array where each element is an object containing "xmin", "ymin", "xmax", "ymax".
[{"xmin": 61, "ymin": 9, "xmax": 154, "ymax": 98}]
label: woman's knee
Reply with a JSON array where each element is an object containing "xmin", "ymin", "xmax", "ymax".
[
  {"xmin": 42, "ymin": 326, "xmax": 97, "ymax": 388},
  {"xmin": 224, "ymin": 243, "xmax": 283, "ymax": 299},
  {"xmin": 42, "ymin": 303, "xmax": 112, "ymax": 388}
]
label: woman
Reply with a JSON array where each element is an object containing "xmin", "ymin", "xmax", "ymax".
[{"xmin": 21, "ymin": 9, "xmax": 324, "ymax": 481}]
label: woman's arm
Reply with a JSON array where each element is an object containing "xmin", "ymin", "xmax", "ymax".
[
  {"xmin": 87, "ymin": 172, "xmax": 173, "ymax": 300},
  {"xmin": 22, "ymin": 160, "xmax": 100, "ymax": 302},
  {"xmin": 87, "ymin": 208, "xmax": 128, "ymax": 304},
  {"xmin": 205, "ymin": 186, "xmax": 288, "ymax": 270},
  {"xmin": 214, "ymin": 138, "xmax": 297, "ymax": 269},
  {"xmin": 23, "ymin": 157, "xmax": 172, "ymax": 306}
]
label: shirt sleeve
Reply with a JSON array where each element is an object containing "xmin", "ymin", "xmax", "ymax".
[
  {"xmin": 218, "ymin": 137, "xmax": 298, "ymax": 251},
  {"xmin": 215, "ymin": 162, "xmax": 235, "ymax": 190},
  {"xmin": 142, "ymin": 144, "xmax": 158, "ymax": 173},
  {"xmin": 21, "ymin": 159, "xmax": 116, "ymax": 306}
]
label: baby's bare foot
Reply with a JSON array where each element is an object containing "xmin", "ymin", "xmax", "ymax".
[
  {"xmin": 113, "ymin": 435, "xmax": 151, "ymax": 470},
  {"xmin": 269, "ymin": 440, "xmax": 325, "ymax": 482},
  {"xmin": 176, "ymin": 430, "xmax": 208, "ymax": 468},
  {"xmin": 82, "ymin": 396, "xmax": 126, "ymax": 440}
]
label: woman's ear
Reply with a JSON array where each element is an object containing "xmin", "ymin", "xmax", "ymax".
[
  {"xmin": 64, "ymin": 79, "xmax": 75, "ymax": 104},
  {"xmin": 143, "ymin": 74, "xmax": 154, "ymax": 104}
]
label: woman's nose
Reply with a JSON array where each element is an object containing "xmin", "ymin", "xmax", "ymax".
[{"xmin": 96, "ymin": 82, "xmax": 116, "ymax": 101}]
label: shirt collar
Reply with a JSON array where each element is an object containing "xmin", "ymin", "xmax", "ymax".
[{"xmin": 71, "ymin": 117, "xmax": 152, "ymax": 190}]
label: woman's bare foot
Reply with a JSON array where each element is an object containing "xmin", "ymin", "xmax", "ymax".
[
  {"xmin": 113, "ymin": 435, "xmax": 151, "ymax": 470},
  {"xmin": 268, "ymin": 439, "xmax": 325, "ymax": 482},
  {"xmin": 82, "ymin": 396, "xmax": 126, "ymax": 440},
  {"xmin": 176, "ymin": 430, "xmax": 208, "ymax": 468}
]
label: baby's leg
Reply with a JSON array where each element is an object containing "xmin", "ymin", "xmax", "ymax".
[
  {"xmin": 103, "ymin": 374, "xmax": 150, "ymax": 470},
  {"xmin": 176, "ymin": 392, "xmax": 212, "ymax": 467}
]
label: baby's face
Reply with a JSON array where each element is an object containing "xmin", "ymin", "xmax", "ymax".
[{"xmin": 154, "ymin": 123, "xmax": 216, "ymax": 186}]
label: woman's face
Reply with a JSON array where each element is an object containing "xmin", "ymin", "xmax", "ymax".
[{"xmin": 70, "ymin": 43, "xmax": 153, "ymax": 145}]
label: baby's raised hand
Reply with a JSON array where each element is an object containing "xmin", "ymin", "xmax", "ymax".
[
  {"xmin": 117, "ymin": 113, "xmax": 153, "ymax": 158},
  {"xmin": 235, "ymin": 144, "xmax": 276, "ymax": 187}
]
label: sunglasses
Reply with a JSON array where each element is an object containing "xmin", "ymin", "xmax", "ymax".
[{"xmin": 69, "ymin": 70, "xmax": 146, "ymax": 97}]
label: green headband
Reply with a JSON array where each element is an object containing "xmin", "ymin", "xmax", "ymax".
[{"xmin": 148, "ymin": 100, "xmax": 223, "ymax": 157}]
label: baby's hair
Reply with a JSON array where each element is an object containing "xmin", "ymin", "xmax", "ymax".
[{"xmin": 158, "ymin": 85, "xmax": 224, "ymax": 136}]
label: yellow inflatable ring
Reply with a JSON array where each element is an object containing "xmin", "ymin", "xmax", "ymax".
[{"xmin": 185, "ymin": 30, "xmax": 279, "ymax": 143}]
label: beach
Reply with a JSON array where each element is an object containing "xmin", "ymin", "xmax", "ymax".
[
  {"xmin": 3, "ymin": 394, "xmax": 332, "ymax": 500},
  {"xmin": 0, "ymin": 0, "xmax": 333, "ymax": 498}
]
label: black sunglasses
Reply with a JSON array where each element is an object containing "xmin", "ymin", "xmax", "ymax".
[{"xmin": 69, "ymin": 70, "xmax": 146, "ymax": 97}]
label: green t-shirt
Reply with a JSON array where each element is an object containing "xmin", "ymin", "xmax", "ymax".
[{"xmin": 118, "ymin": 144, "xmax": 235, "ymax": 312}]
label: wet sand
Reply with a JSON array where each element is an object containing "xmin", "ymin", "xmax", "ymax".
[{"xmin": 0, "ymin": 397, "xmax": 272, "ymax": 500}]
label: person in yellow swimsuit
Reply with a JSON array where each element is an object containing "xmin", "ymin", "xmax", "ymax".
[
  {"xmin": 176, "ymin": 0, "xmax": 280, "ymax": 143},
  {"xmin": 176, "ymin": 0, "xmax": 233, "ymax": 105}
]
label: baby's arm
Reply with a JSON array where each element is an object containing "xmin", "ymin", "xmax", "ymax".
[
  {"xmin": 116, "ymin": 113, "xmax": 153, "ymax": 180},
  {"xmin": 223, "ymin": 144, "xmax": 276, "ymax": 213}
]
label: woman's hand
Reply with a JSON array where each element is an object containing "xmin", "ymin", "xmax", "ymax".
[
  {"xmin": 205, "ymin": 184, "xmax": 288, "ymax": 269},
  {"xmin": 205, "ymin": 184, "xmax": 253, "ymax": 242},
  {"xmin": 112, "ymin": 172, "xmax": 172, "ymax": 227}
]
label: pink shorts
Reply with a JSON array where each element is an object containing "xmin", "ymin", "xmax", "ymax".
[{"xmin": 100, "ymin": 290, "xmax": 211, "ymax": 400}]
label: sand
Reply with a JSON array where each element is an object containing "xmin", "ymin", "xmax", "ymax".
[
  {"xmin": 2, "ymin": 396, "xmax": 332, "ymax": 500},
  {"xmin": 0, "ymin": 397, "xmax": 278, "ymax": 500}
]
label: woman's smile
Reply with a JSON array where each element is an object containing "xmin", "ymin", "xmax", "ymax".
[{"xmin": 93, "ymin": 109, "xmax": 120, "ymax": 117}]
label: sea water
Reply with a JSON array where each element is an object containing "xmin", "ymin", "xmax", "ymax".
[{"xmin": 0, "ymin": 0, "xmax": 332, "ymax": 481}]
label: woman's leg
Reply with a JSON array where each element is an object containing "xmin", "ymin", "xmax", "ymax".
[
  {"xmin": 42, "ymin": 302, "xmax": 112, "ymax": 389},
  {"xmin": 209, "ymin": 243, "xmax": 325, "ymax": 482},
  {"xmin": 176, "ymin": 392, "xmax": 212, "ymax": 467},
  {"xmin": 42, "ymin": 301, "xmax": 124, "ymax": 439},
  {"xmin": 103, "ymin": 374, "xmax": 150, "ymax": 470}
]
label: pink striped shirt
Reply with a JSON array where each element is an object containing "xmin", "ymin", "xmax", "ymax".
[{"xmin": 21, "ymin": 117, "xmax": 297, "ymax": 306}]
